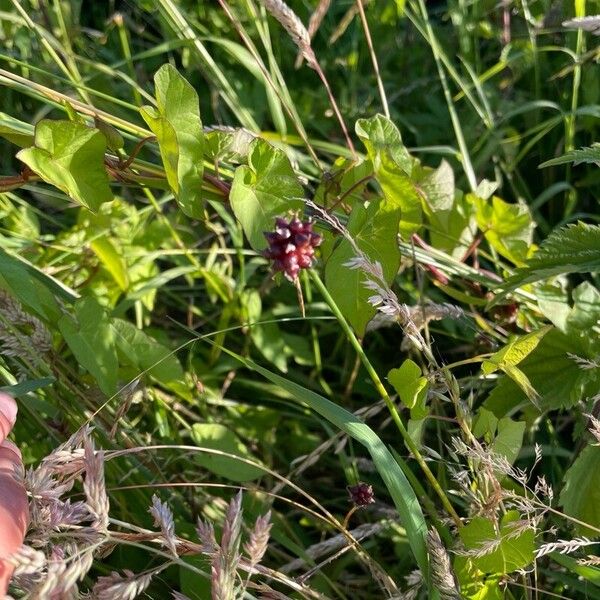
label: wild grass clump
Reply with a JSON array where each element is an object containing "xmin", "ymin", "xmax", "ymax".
[{"xmin": 0, "ymin": 0, "xmax": 599, "ymax": 598}]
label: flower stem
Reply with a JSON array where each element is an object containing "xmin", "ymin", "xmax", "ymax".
[{"xmin": 310, "ymin": 270, "xmax": 462, "ymax": 528}]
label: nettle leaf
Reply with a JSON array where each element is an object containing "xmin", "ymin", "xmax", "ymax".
[
  {"xmin": 58, "ymin": 296, "xmax": 118, "ymax": 397},
  {"xmin": 485, "ymin": 329, "xmax": 600, "ymax": 415},
  {"xmin": 539, "ymin": 143, "xmax": 600, "ymax": 168},
  {"xmin": 356, "ymin": 115, "xmax": 421, "ymax": 238},
  {"xmin": 482, "ymin": 326, "xmax": 551, "ymax": 406},
  {"xmin": 472, "ymin": 195, "xmax": 534, "ymax": 266},
  {"xmin": 141, "ymin": 64, "xmax": 204, "ymax": 219},
  {"xmin": 483, "ymin": 326, "xmax": 551, "ymax": 375},
  {"xmin": 191, "ymin": 423, "xmax": 265, "ymax": 482},
  {"xmin": 229, "ymin": 139, "xmax": 303, "ymax": 251},
  {"xmin": 560, "ymin": 445, "xmax": 600, "ymax": 536},
  {"xmin": 325, "ymin": 195, "xmax": 401, "ymax": 335},
  {"xmin": 459, "ymin": 510, "xmax": 535, "ymax": 574},
  {"xmin": 500, "ymin": 222, "xmax": 600, "ymax": 294},
  {"xmin": 17, "ymin": 120, "xmax": 112, "ymax": 211}
]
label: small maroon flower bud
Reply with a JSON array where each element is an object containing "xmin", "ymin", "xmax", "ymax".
[{"xmin": 347, "ymin": 482, "xmax": 375, "ymax": 507}]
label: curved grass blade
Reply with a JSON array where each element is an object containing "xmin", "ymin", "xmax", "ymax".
[{"xmin": 216, "ymin": 345, "xmax": 431, "ymax": 583}]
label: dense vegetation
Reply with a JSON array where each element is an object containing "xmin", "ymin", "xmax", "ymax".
[{"xmin": 0, "ymin": 0, "xmax": 599, "ymax": 598}]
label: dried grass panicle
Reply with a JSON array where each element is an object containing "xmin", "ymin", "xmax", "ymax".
[
  {"xmin": 0, "ymin": 289, "xmax": 52, "ymax": 366},
  {"xmin": 83, "ymin": 435, "xmax": 109, "ymax": 532},
  {"xmin": 426, "ymin": 529, "xmax": 461, "ymax": 600},
  {"xmin": 149, "ymin": 494, "xmax": 178, "ymax": 556},
  {"xmin": 261, "ymin": 0, "xmax": 316, "ymax": 67},
  {"xmin": 197, "ymin": 518, "xmax": 218, "ymax": 553},
  {"xmin": 584, "ymin": 411, "xmax": 600, "ymax": 444},
  {"xmin": 211, "ymin": 490, "xmax": 244, "ymax": 600},
  {"xmin": 92, "ymin": 569, "xmax": 156, "ymax": 600},
  {"xmin": 535, "ymin": 537, "xmax": 598, "ymax": 559},
  {"xmin": 294, "ymin": 0, "xmax": 331, "ymax": 67},
  {"xmin": 244, "ymin": 510, "xmax": 272, "ymax": 568}
]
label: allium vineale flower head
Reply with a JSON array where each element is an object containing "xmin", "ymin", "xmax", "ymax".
[{"xmin": 263, "ymin": 216, "xmax": 322, "ymax": 282}]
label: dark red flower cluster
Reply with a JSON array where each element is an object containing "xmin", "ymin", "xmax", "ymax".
[
  {"xmin": 347, "ymin": 482, "xmax": 375, "ymax": 507},
  {"xmin": 263, "ymin": 216, "xmax": 322, "ymax": 282}
]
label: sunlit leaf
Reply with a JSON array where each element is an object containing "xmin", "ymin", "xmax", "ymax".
[
  {"xmin": 141, "ymin": 64, "xmax": 204, "ymax": 218},
  {"xmin": 229, "ymin": 139, "xmax": 303, "ymax": 251},
  {"xmin": 17, "ymin": 120, "xmax": 112, "ymax": 211}
]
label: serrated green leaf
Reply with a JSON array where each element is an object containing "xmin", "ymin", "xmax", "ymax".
[
  {"xmin": 191, "ymin": 423, "xmax": 265, "ymax": 482},
  {"xmin": 229, "ymin": 139, "xmax": 304, "ymax": 251},
  {"xmin": 539, "ymin": 143, "xmax": 600, "ymax": 168},
  {"xmin": 356, "ymin": 115, "xmax": 421, "ymax": 237},
  {"xmin": 16, "ymin": 120, "xmax": 112, "ymax": 211},
  {"xmin": 459, "ymin": 511, "xmax": 535, "ymax": 574},
  {"xmin": 482, "ymin": 326, "xmax": 551, "ymax": 375},
  {"xmin": 485, "ymin": 329, "xmax": 599, "ymax": 414},
  {"xmin": 500, "ymin": 222, "xmax": 600, "ymax": 294},
  {"xmin": 58, "ymin": 296, "xmax": 118, "ymax": 396},
  {"xmin": 325, "ymin": 195, "xmax": 401, "ymax": 335},
  {"xmin": 560, "ymin": 445, "xmax": 600, "ymax": 536},
  {"xmin": 141, "ymin": 64, "xmax": 204, "ymax": 218}
]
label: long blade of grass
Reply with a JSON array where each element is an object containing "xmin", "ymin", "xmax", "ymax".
[{"xmin": 214, "ymin": 345, "xmax": 431, "ymax": 586}]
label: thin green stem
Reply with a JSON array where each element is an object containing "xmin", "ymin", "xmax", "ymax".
[
  {"xmin": 564, "ymin": 0, "xmax": 586, "ymax": 218},
  {"xmin": 310, "ymin": 270, "xmax": 462, "ymax": 527},
  {"xmin": 413, "ymin": 0, "xmax": 477, "ymax": 191}
]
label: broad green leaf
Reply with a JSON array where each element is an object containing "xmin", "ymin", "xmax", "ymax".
[
  {"xmin": 419, "ymin": 160, "xmax": 455, "ymax": 212},
  {"xmin": 472, "ymin": 195, "xmax": 534, "ymax": 266},
  {"xmin": 500, "ymin": 222, "xmax": 600, "ymax": 294},
  {"xmin": 482, "ymin": 326, "xmax": 551, "ymax": 375},
  {"xmin": 485, "ymin": 329, "xmax": 599, "ymax": 414},
  {"xmin": 325, "ymin": 196, "xmax": 401, "ymax": 335},
  {"xmin": 356, "ymin": 114, "xmax": 412, "ymax": 175},
  {"xmin": 17, "ymin": 120, "xmax": 112, "ymax": 211},
  {"xmin": 58, "ymin": 296, "xmax": 118, "ymax": 396},
  {"xmin": 356, "ymin": 115, "xmax": 421, "ymax": 237},
  {"xmin": 0, "ymin": 112, "xmax": 34, "ymax": 147},
  {"xmin": 141, "ymin": 64, "xmax": 204, "ymax": 218},
  {"xmin": 490, "ymin": 417, "xmax": 525, "ymax": 466},
  {"xmin": 191, "ymin": 423, "xmax": 265, "ymax": 482},
  {"xmin": 216, "ymin": 347, "xmax": 430, "ymax": 583},
  {"xmin": 560, "ymin": 445, "xmax": 600, "ymax": 536},
  {"xmin": 388, "ymin": 359, "xmax": 428, "ymax": 410},
  {"xmin": 229, "ymin": 139, "xmax": 303, "ymax": 251},
  {"xmin": 421, "ymin": 179, "xmax": 475, "ymax": 259},
  {"xmin": 473, "ymin": 408, "xmax": 499, "ymax": 441},
  {"xmin": 112, "ymin": 319, "xmax": 185, "ymax": 391},
  {"xmin": 551, "ymin": 553, "xmax": 600, "ymax": 588},
  {"xmin": 459, "ymin": 511, "xmax": 535, "ymax": 574},
  {"xmin": 539, "ymin": 143, "xmax": 600, "ymax": 167},
  {"xmin": 454, "ymin": 556, "xmax": 503, "ymax": 600},
  {"xmin": 90, "ymin": 237, "xmax": 129, "ymax": 291}
]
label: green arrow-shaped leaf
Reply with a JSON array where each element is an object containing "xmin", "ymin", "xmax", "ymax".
[{"xmin": 17, "ymin": 120, "xmax": 113, "ymax": 211}]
